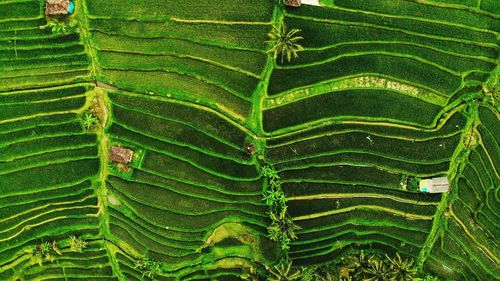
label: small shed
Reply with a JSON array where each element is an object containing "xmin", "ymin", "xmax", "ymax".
[
  {"xmin": 45, "ymin": 0, "xmax": 73, "ymax": 16},
  {"xmin": 419, "ymin": 177, "xmax": 449, "ymax": 193},
  {"xmin": 109, "ymin": 146, "xmax": 134, "ymax": 164},
  {"xmin": 286, "ymin": 0, "xmax": 301, "ymax": 7}
]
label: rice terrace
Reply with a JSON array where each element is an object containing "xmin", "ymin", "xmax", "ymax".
[{"xmin": 0, "ymin": 0, "xmax": 499, "ymax": 280}]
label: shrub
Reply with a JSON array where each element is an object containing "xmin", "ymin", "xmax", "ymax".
[{"xmin": 134, "ymin": 257, "xmax": 162, "ymax": 280}]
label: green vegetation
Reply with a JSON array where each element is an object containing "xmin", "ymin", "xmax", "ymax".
[
  {"xmin": 134, "ymin": 257, "xmax": 162, "ymax": 280},
  {"xmin": 39, "ymin": 19, "xmax": 79, "ymax": 35},
  {"xmin": 267, "ymin": 24, "xmax": 304, "ymax": 63},
  {"xmin": 268, "ymin": 261, "xmax": 302, "ymax": 281},
  {"xmin": 0, "ymin": 0, "xmax": 498, "ymax": 280},
  {"xmin": 261, "ymin": 165, "xmax": 301, "ymax": 252},
  {"xmin": 69, "ymin": 236, "xmax": 88, "ymax": 253},
  {"xmin": 82, "ymin": 111, "xmax": 100, "ymax": 130}
]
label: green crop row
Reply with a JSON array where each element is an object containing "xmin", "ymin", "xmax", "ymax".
[
  {"xmin": 268, "ymin": 53, "xmax": 461, "ymax": 96},
  {"xmin": 295, "ymin": 221, "xmax": 430, "ymax": 246},
  {"xmin": 0, "ymin": 134, "xmax": 96, "ymax": 161},
  {"xmin": 0, "ymin": 44, "xmax": 85, "ymax": 61},
  {"xmin": 0, "ymin": 197, "xmax": 98, "ymax": 240},
  {"xmin": 285, "ymin": 42, "xmax": 496, "ymax": 75},
  {"xmin": 0, "ymin": 19, "xmax": 45, "ymax": 33},
  {"xmin": 267, "ymin": 131, "xmax": 461, "ymax": 164},
  {"xmin": 295, "ymin": 208, "xmax": 433, "ymax": 233},
  {"xmin": 91, "ymin": 32, "xmax": 267, "ymax": 76},
  {"xmin": 446, "ymin": 219, "xmax": 498, "ymax": 277},
  {"xmin": 276, "ymin": 151, "xmax": 450, "ymax": 176},
  {"xmin": 267, "ymin": 109, "xmax": 466, "ymax": 146},
  {"xmin": 0, "ymin": 54, "xmax": 90, "ymax": 72},
  {"xmin": 109, "ymin": 125, "xmax": 257, "ymax": 178},
  {"xmin": 263, "ymin": 88, "xmax": 443, "ymax": 131},
  {"xmin": 0, "ymin": 146, "xmax": 98, "ymax": 175},
  {"xmin": 132, "ymin": 169, "xmax": 261, "ymax": 203},
  {"xmin": 0, "ymin": 70, "xmax": 90, "ymax": 92},
  {"xmin": 108, "ymin": 92, "xmax": 249, "ymax": 147},
  {"xmin": 107, "ymin": 186, "xmax": 265, "ymax": 233},
  {"xmin": 0, "ymin": 33, "xmax": 82, "ymax": 49},
  {"xmin": 333, "ymin": 0, "xmax": 499, "ymax": 31},
  {"xmin": 110, "ymin": 104, "xmax": 247, "ymax": 162},
  {"xmin": 88, "ymin": 18, "xmax": 270, "ymax": 51},
  {"xmin": 108, "ymin": 206, "xmax": 202, "ymax": 250},
  {"xmin": 451, "ymin": 200, "xmax": 498, "ymax": 256},
  {"xmin": 0, "ymin": 85, "xmax": 86, "ymax": 104},
  {"xmin": 108, "ymin": 217, "xmax": 199, "ymax": 259},
  {"xmin": 101, "ymin": 69, "xmax": 251, "ymax": 119},
  {"xmin": 107, "ymin": 176, "xmax": 265, "ymax": 217},
  {"xmin": 0, "ymin": 1, "xmax": 40, "ymax": 19},
  {"xmin": 0, "ymin": 121, "xmax": 82, "ymax": 145},
  {"xmin": 282, "ymin": 181, "xmax": 442, "ymax": 203},
  {"xmin": 290, "ymin": 226, "xmax": 426, "ymax": 255},
  {"xmin": 0, "ymin": 216, "xmax": 100, "ymax": 264},
  {"xmin": 108, "ymin": 207, "xmax": 205, "ymax": 243},
  {"xmin": 86, "ymin": 0, "xmax": 273, "ymax": 22},
  {"xmin": 280, "ymin": 165, "xmax": 402, "ymax": 190},
  {"xmin": 286, "ymin": 5, "xmax": 497, "ymax": 44},
  {"xmin": 0, "ymin": 159, "xmax": 99, "ymax": 195},
  {"xmin": 0, "ymin": 184, "xmax": 94, "ymax": 224},
  {"xmin": 284, "ymin": 17, "xmax": 497, "ymax": 59},
  {"xmin": 0, "ymin": 112, "xmax": 78, "ymax": 135},
  {"xmin": 287, "ymin": 196, "xmax": 438, "ymax": 218},
  {"xmin": 290, "ymin": 232, "xmax": 422, "ymax": 261},
  {"xmin": 97, "ymin": 51, "xmax": 258, "ymax": 99},
  {"xmin": 141, "ymin": 150, "xmax": 261, "ymax": 193}
]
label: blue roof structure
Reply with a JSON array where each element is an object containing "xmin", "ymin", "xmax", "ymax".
[{"xmin": 68, "ymin": 0, "xmax": 75, "ymax": 14}]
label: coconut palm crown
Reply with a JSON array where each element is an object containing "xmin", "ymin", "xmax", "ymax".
[{"xmin": 266, "ymin": 24, "xmax": 304, "ymax": 63}]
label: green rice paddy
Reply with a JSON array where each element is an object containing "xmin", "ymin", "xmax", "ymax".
[{"xmin": 0, "ymin": 0, "xmax": 498, "ymax": 280}]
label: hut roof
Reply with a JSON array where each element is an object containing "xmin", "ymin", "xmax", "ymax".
[
  {"xmin": 45, "ymin": 0, "xmax": 69, "ymax": 15},
  {"xmin": 109, "ymin": 146, "xmax": 134, "ymax": 164},
  {"xmin": 419, "ymin": 177, "xmax": 449, "ymax": 193},
  {"xmin": 286, "ymin": 0, "xmax": 301, "ymax": 7}
]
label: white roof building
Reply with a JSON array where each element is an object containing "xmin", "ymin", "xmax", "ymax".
[{"xmin": 419, "ymin": 177, "xmax": 449, "ymax": 193}]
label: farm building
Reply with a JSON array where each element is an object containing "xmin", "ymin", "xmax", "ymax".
[
  {"xmin": 419, "ymin": 177, "xmax": 449, "ymax": 193},
  {"xmin": 286, "ymin": 0, "xmax": 301, "ymax": 7},
  {"xmin": 45, "ymin": 0, "xmax": 75, "ymax": 16},
  {"xmin": 109, "ymin": 146, "xmax": 134, "ymax": 164}
]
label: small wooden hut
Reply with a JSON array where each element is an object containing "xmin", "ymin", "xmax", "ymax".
[
  {"xmin": 109, "ymin": 147, "xmax": 134, "ymax": 164},
  {"xmin": 45, "ymin": 0, "xmax": 70, "ymax": 16},
  {"xmin": 286, "ymin": 0, "xmax": 301, "ymax": 7}
]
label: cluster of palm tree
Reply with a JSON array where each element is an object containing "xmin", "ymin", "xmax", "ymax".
[
  {"xmin": 261, "ymin": 165, "xmax": 301, "ymax": 252},
  {"xmin": 298, "ymin": 251, "xmax": 435, "ymax": 281},
  {"xmin": 28, "ymin": 236, "xmax": 87, "ymax": 266},
  {"xmin": 134, "ymin": 257, "xmax": 162, "ymax": 280},
  {"xmin": 39, "ymin": 18, "xmax": 78, "ymax": 35}
]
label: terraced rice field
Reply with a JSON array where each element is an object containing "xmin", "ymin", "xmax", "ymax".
[{"xmin": 0, "ymin": 0, "xmax": 498, "ymax": 280}]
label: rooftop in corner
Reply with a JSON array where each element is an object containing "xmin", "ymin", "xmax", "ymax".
[
  {"xmin": 109, "ymin": 146, "xmax": 134, "ymax": 164},
  {"xmin": 45, "ymin": 0, "xmax": 75, "ymax": 16}
]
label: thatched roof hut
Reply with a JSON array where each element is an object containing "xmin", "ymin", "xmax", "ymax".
[
  {"xmin": 109, "ymin": 147, "xmax": 134, "ymax": 164},
  {"xmin": 286, "ymin": 0, "xmax": 301, "ymax": 7},
  {"xmin": 45, "ymin": 0, "xmax": 70, "ymax": 16}
]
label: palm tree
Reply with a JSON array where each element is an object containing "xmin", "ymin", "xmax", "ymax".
[
  {"xmin": 267, "ymin": 262, "xmax": 302, "ymax": 281},
  {"xmin": 69, "ymin": 235, "xmax": 88, "ymax": 253},
  {"xmin": 363, "ymin": 256, "xmax": 390, "ymax": 281},
  {"xmin": 82, "ymin": 112, "xmax": 99, "ymax": 130},
  {"xmin": 268, "ymin": 206, "xmax": 301, "ymax": 250},
  {"xmin": 135, "ymin": 257, "xmax": 162, "ymax": 279},
  {"xmin": 266, "ymin": 24, "xmax": 304, "ymax": 64},
  {"xmin": 386, "ymin": 253, "xmax": 417, "ymax": 281}
]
